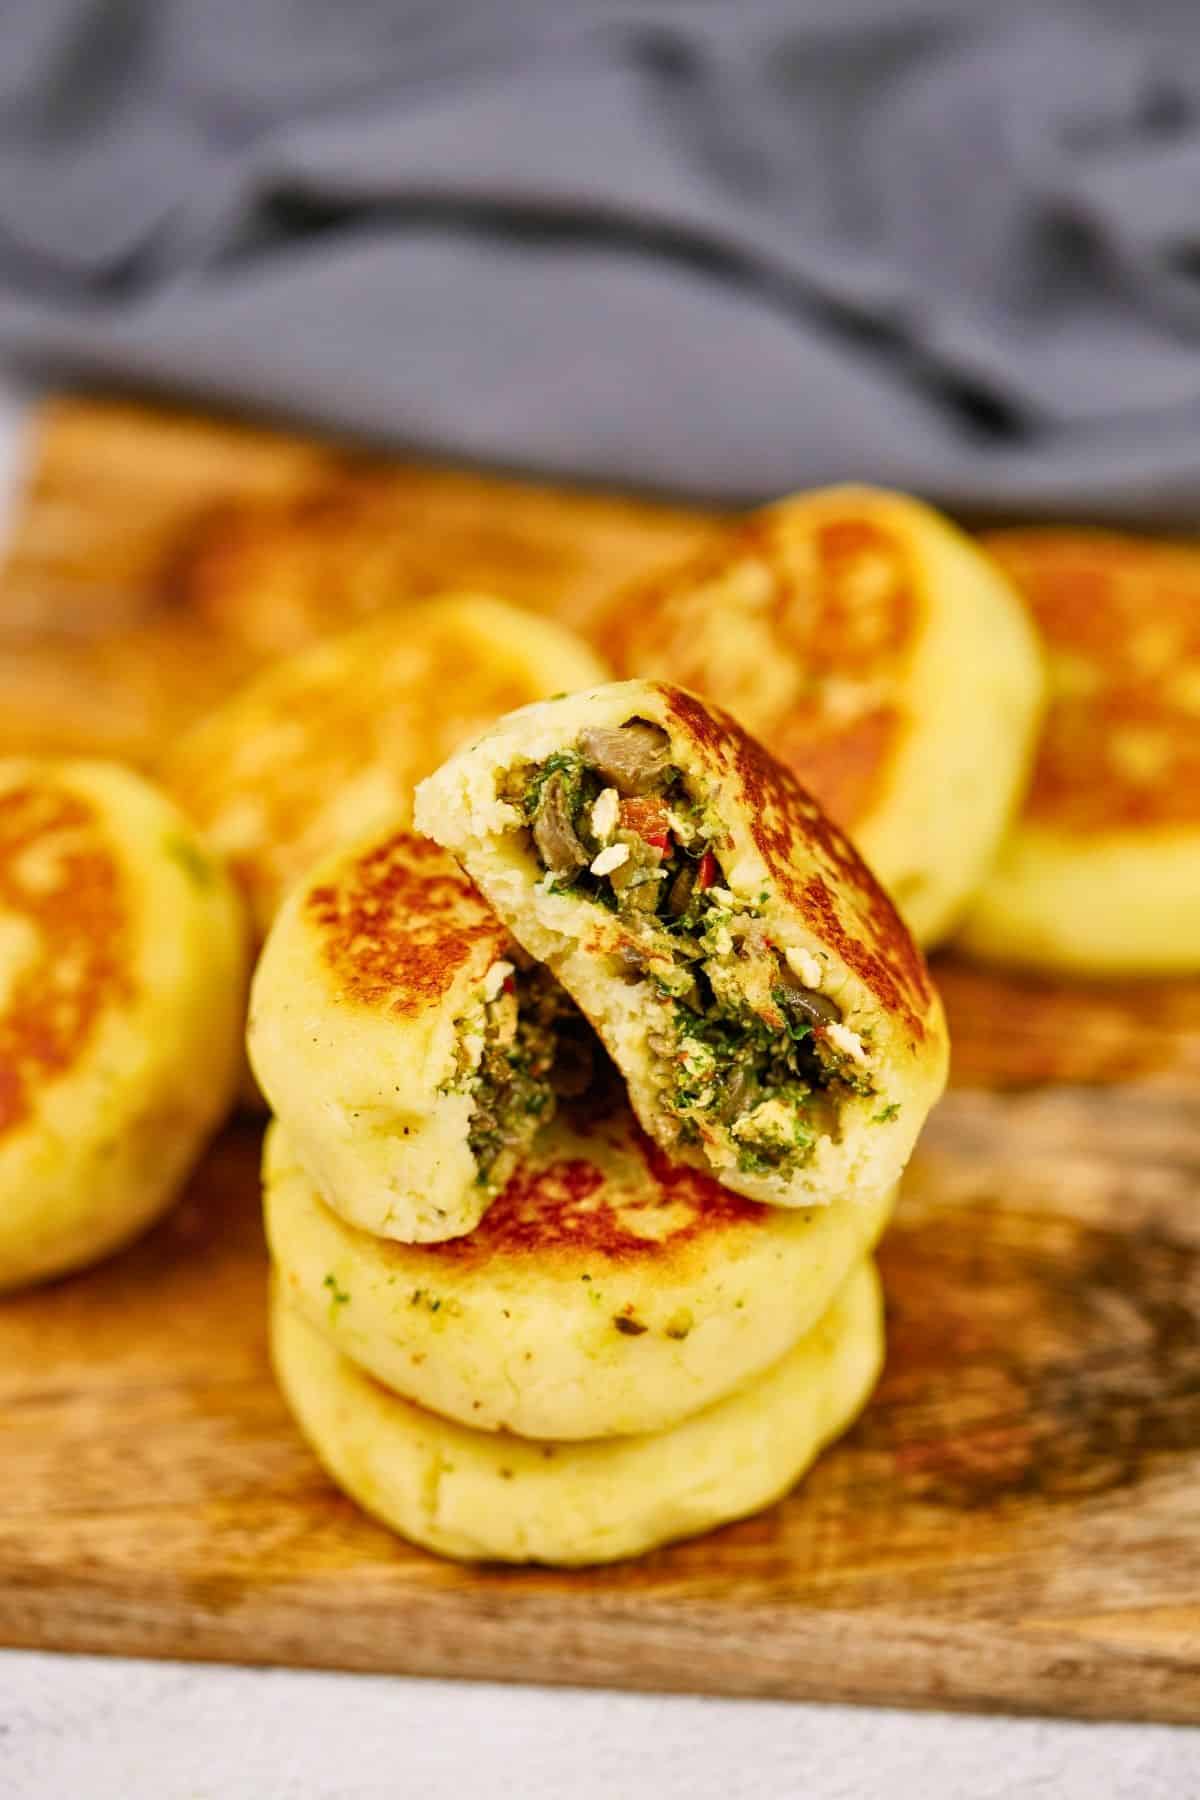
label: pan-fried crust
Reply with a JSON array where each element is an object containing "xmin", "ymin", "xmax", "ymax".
[
  {"xmin": 306, "ymin": 832, "xmax": 508, "ymax": 1020},
  {"xmin": 251, "ymin": 829, "xmax": 556, "ymax": 1243},
  {"xmin": 0, "ymin": 783, "xmax": 132, "ymax": 1137},
  {"xmin": 0, "ymin": 759, "xmax": 246, "ymax": 1291},
  {"xmin": 164, "ymin": 593, "xmax": 608, "ymax": 945},
  {"xmin": 983, "ymin": 530, "xmax": 1200, "ymax": 833},
  {"xmin": 960, "ymin": 530, "xmax": 1200, "ymax": 973}
]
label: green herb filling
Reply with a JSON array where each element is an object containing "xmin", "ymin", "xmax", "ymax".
[
  {"xmin": 504, "ymin": 719, "xmax": 877, "ymax": 1181},
  {"xmin": 453, "ymin": 964, "xmax": 591, "ymax": 1190}
]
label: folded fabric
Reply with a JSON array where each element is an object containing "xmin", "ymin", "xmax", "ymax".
[{"xmin": 3, "ymin": 0, "xmax": 1200, "ymax": 513}]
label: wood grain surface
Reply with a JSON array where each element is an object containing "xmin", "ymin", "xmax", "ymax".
[{"xmin": 0, "ymin": 395, "xmax": 1198, "ymax": 1723}]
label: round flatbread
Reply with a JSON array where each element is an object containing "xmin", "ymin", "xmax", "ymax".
[
  {"xmin": 163, "ymin": 593, "xmax": 608, "ymax": 947},
  {"xmin": 598, "ymin": 487, "xmax": 1044, "ymax": 945},
  {"xmin": 264, "ymin": 1105, "xmax": 894, "ymax": 1439},
  {"xmin": 0, "ymin": 759, "xmax": 246, "ymax": 1290},
  {"xmin": 415, "ymin": 680, "xmax": 948, "ymax": 1213},
  {"xmin": 270, "ymin": 1257, "xmax": 883, "ymax": 1566},
  {"xmin": 960, "ymin": 529, "xmax": 1200, "ymax": 974},
  {"xmin": 250, "ymin": 827, "xmax": 593, "ymax": 1242}
]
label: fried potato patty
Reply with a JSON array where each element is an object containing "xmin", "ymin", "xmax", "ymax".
[
  {"xmin": 163, "ymin": 593, "xmax": 608, "ymax": 947},
  {"xmin": 959, "ymin": 530, "xmax": 1200, "ymax": 973},
  {"xmin": 415, "ymin": 681, "xmax": 947, "ymax": 1213},
  {"xmin": 599, "ymin": 488, "xmax": 1044, "ymax": 945},
  {"xmin": 0, "ymin": 759, "xmax": 246, "ymax": 1290},
  {"xmin": 264, "ymin": 1108, "xmax": 894, "ymax": 1439},
  {"xmin": 270, "ymin": 1257, "xmax": 883, "ymax": 1566},
  {"xmin": 250, "ymin": 828, "xmax": 592, "ymax": 1242}
]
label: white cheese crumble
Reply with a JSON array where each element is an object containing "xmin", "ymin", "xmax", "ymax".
[
  {"xmin": 732, "ymin": 1097, "xmax": 794, "ymax": 1141},
  {"xmin": 784, "ymin": 945, "xmax": 824, "ymax": 990},
  {"xmin": 591, "ymin": 786, "xmax": 620, "ymax": 842},
  {"xmin": 707, "ymin": 886, "xmax": 738, "ymax": 910},
  {"xmin": 481, "ymin": 959, "xmax": 514, "ymax": 1002},
  {"xmin": 825, "ymin": 1021, "xmax": 868, "ymax": 1064},
  {"xmin": 590, "ymin": 842, "xmax": 630, "ymax": 877}
]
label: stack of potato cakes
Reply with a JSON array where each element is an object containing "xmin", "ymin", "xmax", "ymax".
[{"xmin": 251, "ymin": 682, "xmax": 948, "ymax": 1565}]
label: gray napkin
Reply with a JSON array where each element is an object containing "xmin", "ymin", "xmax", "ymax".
[{"xmin": 3, "ymin": 0, "xmax": 1200, "ymax": 516}]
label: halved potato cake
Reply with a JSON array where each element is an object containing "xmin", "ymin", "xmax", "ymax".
[
  {"xmin": 0, "ymin": 759, "xmax": 246, "ymax": 1290},
  {"xmin": 270, "ymin": 1257, "xmax": 884, "ymax": 1566},
  {"xmin": 598, "ymin": 487, "xmax": 1044, "ymax": 945},
  {"xmin": 960, "ymin": 529, "xmax": 1200, "ymax": 974},
  {"xmin": 249, "ymin": 827, "xmax": 596, "ymax": 1242},
  {"xmin": 415, "ymin": 680, "xmax": 948, "ymax": 1212},
  {"xmin": 264, "ymin": 1104, "xmax": 894, "ymax": 1440}
]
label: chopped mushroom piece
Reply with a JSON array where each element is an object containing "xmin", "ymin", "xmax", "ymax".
[
  {"xmin": 775, "ymin": 967, "xmax": 843, "ymax": 1028},
  {"xmin": 532, "ymin": 771, "xmax": 589, "ymax": 876},
  {"xmin": 667, "ymin": 859, "xmax": 698, "ymax": 917},
  {"xmin": 577, "ymin": 721, "xmax": 673, "ymax": 794}
]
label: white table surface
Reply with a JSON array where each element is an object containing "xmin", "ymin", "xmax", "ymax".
[{"xmin": 0, "ymin": 370, "xmax": 1196, "ymax": 1800}]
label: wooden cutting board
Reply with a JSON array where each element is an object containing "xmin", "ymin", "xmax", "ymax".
[{"xmin": 1, "ymin": 397, "xmax": 1198, "ymax": 1724}]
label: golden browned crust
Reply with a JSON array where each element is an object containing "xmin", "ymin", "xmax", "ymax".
[
  {"xmin": 984, "ymin": 529, "xmax": 1200, "ymax": 835},
  {"xmin": 162, "ymin": 598, "xmax": 610, "ymax": 959},
  {"xmin": 601, "ymin": 507, "xmax": 920, "ymax": 833},
  {"xmin": 313, "ymin": 1084, "xmax": 769, "ymax": 1274},
  {"xmin": 305, "ymin": 830, "xmax": 508, "ymax": 1019},
  {"xmin": 428, "ymin": 1100, "xmax": 765, "ymax": 1268},
  {"xmin": 0, "ymin": 782, "xmax": 132, "ymax": 1136},
  {"xmin": 660, "ymin": 685, "xmax": 935, "ymax": 1041},
  {"xmin": 164, "ymin": 609, "xmax": 557, "ymax": 930}
]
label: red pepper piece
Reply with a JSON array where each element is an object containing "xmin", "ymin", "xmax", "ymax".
[{"xmin": 619, "ymin": 796, "xmax": 672, "ymax": 856}]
